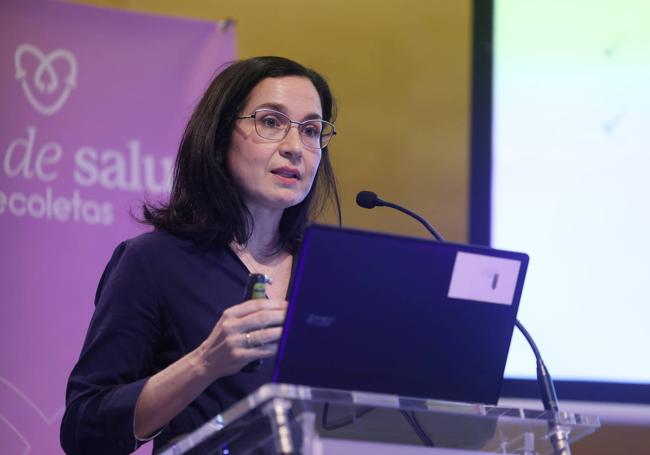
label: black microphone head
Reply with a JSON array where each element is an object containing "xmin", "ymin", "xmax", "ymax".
[{"xmin": 356, "ymin": 191, "xmax": 379, "ymax": 209}]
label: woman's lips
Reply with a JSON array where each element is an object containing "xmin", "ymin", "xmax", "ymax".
[{"xmin": 271, "ymin": 167, "xmax": 301, "ymax": 181}]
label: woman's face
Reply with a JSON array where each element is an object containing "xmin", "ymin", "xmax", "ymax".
[{"xmin": 228, "ymin": 76, "xmax": 323, "ymax": 214}]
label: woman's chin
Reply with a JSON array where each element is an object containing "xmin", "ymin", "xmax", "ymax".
[
  {"xmin": 272, "ymin": 188, "xmax": 311, "ymax": 208},
  {"xmin": 246, "ymin": 192, "xmax": 308, "ymax": 212}
]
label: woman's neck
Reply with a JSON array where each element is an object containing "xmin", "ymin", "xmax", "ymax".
[
  {"xmin": 231, "ymin": 205, "xmax": 293, "ymax": 298},
  {"xmin": 240, "ymin": 204, "xmax": 284, "ymax": 260}
]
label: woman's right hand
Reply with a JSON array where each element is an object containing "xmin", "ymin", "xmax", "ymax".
[
  {"xmin": 134, "ymin": 298, "xmax": 287, "ymax": 439},
  {"xmin": 197, "ymin": 298, "xmax": 288, "ymax": 378}
]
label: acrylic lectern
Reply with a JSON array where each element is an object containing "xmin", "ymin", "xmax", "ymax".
[{"xmin": 158, "ymin": 384, "xmax": 600, "ymax": 455}]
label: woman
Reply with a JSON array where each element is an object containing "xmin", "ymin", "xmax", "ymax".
[{"xmin": 60, "ymin": 56, "xmax": 340, "ymax": 454}]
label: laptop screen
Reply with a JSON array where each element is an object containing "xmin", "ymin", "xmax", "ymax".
[{"xmin": 273, "ymin": 225, "xmax": 529, "ymax": 404}]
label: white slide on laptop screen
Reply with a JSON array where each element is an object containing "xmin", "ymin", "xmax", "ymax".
[{"xmin": 448, "ymin": 252, "xmax": 522, "ymax": 305}]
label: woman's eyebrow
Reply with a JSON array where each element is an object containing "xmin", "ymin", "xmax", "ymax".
[{"xmin": 254, "ymin": 102, "xmax": 323, "ymax": 121}]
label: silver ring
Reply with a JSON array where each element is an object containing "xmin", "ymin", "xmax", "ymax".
[{"xmin": 245, "ymin": 332, "xmax": 253, "ymax": 348}]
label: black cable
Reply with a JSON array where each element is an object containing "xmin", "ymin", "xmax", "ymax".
[
  {"xmin": 400, "ymin": 410, "xmax": 435, "ymax": 447},
  {"xmin": 321, "ymin": 402, "xmax": 375, "ymax": 430}
]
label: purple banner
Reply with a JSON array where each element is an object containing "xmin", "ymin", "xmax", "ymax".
[{"xmin": 0, "ymin": 1, "xmax": 235, "ymax": 452}]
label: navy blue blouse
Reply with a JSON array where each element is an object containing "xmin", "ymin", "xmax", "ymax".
[{"xmin": 60, "ymin": 230, "xmax": 278, "ymax": 454}]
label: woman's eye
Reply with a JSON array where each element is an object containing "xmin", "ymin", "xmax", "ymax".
[
  {"xmin": 302, "ymin": 123, "xmax": 322, "ymax": 138},
  {"xmin": 260, "ymin": 115, "xmax": 282, "ymax": 128}
]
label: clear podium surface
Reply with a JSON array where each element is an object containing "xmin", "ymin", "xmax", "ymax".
[{"xmin": 158, "ymin": 384, "xmax": 600, "ymax": 455}]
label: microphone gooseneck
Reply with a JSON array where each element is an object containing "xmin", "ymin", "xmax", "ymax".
[
  {"xmin": 514, "ymin": 320, "xmax": 560, "ymax": 412},
  {"xmin": 355, "ymin": 191, "xmax": 444, "ymax": 241}
]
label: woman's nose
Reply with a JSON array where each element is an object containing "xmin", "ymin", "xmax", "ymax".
[{"xmin": 279, "ymin": 125, "xmax": 304, "ymax": 159}]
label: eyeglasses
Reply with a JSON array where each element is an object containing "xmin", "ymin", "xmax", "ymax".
[{"xmin": 237, "ymin": 109, "xmax": 336, "ymax": 149}]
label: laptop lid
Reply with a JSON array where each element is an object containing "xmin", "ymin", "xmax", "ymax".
[{"xmin": 273, "ymin": 224, "xmax": 529, "ymax": 405}]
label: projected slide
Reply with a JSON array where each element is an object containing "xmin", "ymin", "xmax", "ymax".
[{"xmin": 492, "ymin": 1, "xmax": 650, "ymax": 383}]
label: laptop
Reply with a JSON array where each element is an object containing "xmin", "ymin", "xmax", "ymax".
[{"xmin": 272, "ymin": 224, "xmax": 529, "ymax": 405}]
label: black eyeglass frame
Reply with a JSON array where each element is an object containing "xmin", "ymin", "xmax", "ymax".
[{"xmin": 237, "ymin": 108, "xmax": 337, "ymax": 150}]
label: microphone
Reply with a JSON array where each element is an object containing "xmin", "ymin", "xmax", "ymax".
[
  {"xmin": 355, "ymin": 190, "xmax": 562, "ymax": 412},
  {"xmin": 355, "ymin": 191, "xmax": 444, "ymax": 241},
  {"xmin": 355, "ymin": 190, "xmax": 382, "ymax": 209}
]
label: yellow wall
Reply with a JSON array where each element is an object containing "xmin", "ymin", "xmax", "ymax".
[{"xmin": 76, "ymin": 0, "xmax": 472, "ymax": 242}]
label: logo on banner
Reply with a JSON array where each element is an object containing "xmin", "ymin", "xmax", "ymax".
[
  {"xmin": 4, "ymin": 41, "xmax": 176, "ymax": 228},
  {"xmin": 14, "ymin": 43, "xmax": 78, "ymax": 116}
]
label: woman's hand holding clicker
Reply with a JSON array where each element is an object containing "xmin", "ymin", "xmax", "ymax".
[
  {"xmin": 197, "ymin": 299, "xmax": 288, "ymax": 378},
  {"xmin": 133, "ymin": 299, "xmax": 286, "ymax": 439}
]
